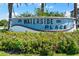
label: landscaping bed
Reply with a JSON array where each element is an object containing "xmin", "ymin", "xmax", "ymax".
[{"xmin": 0, "ymin": 31, "xmax": 79, "ymax": 56}]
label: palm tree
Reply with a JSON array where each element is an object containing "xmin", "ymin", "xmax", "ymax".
[
  {"xmin": 8, "ymin": 3, "xmax": 13, "ymax": 30},
  {"xmin": 7, "ymin": 3, "xmax": 27, "ymax": 30},
  {"xmin": 73, "ymin": 3, "xmax": 78, "ymax": 28},
  {"xmin": 74, "ymin": 3, "xmax": 77, "ymax": 18},
  {"xmin": 40, "ymin": 3, "xmax": 45, "ymax": 16}
]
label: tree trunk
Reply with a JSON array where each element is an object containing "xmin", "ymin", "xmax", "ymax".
[
  {"xmin": 74, "ymin": 3, "xmax": 77, "ymax": 28},
  {"xmin": 8, "ymin": 3, "xmax": 13, "ymax": 30},
  {"xmin": 74, "ymin": 3, "xmax": 77, "ymax": 18},
  {"xmin": 40, "ymin": 3, "xmax": 44, "ymax": 16}
]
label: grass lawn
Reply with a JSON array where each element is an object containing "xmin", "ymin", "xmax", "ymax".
[
  {"xmin": 0, "ymin": 51, "xmax": 40, "ymax": 56},
  {"xmin": 1, "ymin": 51, "xmax": 79, "ymax": 56}
]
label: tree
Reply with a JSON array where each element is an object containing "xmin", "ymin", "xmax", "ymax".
[
  {"xmin": 74, "ymin": 3, "xmax": 77, "ymax": 18},
  {"xmin": 8, "ymin": 3, "xmax": 13, "ymax": 30},
  {"xmin": 18, "ymin": 12, "xmax": 34, "ymax": 17},
  {"xmin": 40, "ymin": 3, "xmax": 45, "ymax": 16},
  {"xmin": 40, "ymin": 3, "xmax": 47, "ymax": 16},
  {"xmin": 7, "ymin": 3, "xmax": 28, "ymax": 30},
  {"xmin": 0, "ymin": 20, "xmax": 8, "ymax": 26},
  {"xmin": 35, "ymin": 8, "xmax": 42, "ymax": 16}
]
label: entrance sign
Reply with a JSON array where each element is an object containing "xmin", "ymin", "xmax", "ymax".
[{"xmin": 10, "ymin": 17, "xmax": 76, "ymax": 32}]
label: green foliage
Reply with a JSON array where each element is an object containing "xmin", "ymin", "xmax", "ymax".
[
  {"xmin": 57, "ymin": 39, "xmax": 79, "ymax": 55},
  {"xmin": 0, "ymin": 29, "xmax": 8, "ymax": 32},
  {"xmin": 0, "ymin": 20, "xmax": 8, "ymax": 26},
  {"xmin": 17, "ymin": 8, "xmax": 64, "ymax": 17},
  {"xmin": 49, "ymin": 11, "xmax": 64, "ymax": 17},
  {"xmin": 0, "ymin": 32, "xmax": 79, "ymax": 55},
  {"xmin": 35, "ymin": 8, "xmax": 42, "ymax": 16},
  {"xmin": 35, "ymin": 8, "xmax": 64, "ymax": 17},
  {"xmin": 1, "ymin": 38, "xmax": 25, "ymax": 53},
  {"xmin": 17, "ymin": 12, "xmax": 34, "ymax": 17}
]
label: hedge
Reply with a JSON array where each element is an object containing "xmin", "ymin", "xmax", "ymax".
[{"xmin": 0, "ymin": 31, "xmax": 79, "ymax": 55}]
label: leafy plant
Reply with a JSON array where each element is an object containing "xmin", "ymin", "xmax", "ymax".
[{"xmin": 0, "ymin": 31, "xmax": 79, "ymax": 55}]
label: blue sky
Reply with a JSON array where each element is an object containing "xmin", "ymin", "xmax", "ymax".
[{"xmin": 0, "ymin": 3, "xmax": 74, "ymax": 20}]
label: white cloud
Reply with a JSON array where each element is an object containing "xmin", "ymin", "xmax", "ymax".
[
  {"xmin": 0, "ymin": 12, "xmax": 18, "ymax": 20},
  {"xmin": 12, "ymin": 12, "xmax": 18, "ymax": 17},
  {"xmin": 46, "ymin": 5, "xmax": 54, "ymax": 9},
  {"xmin": 36, "ymin": 3, "xmax": 41, "ymax": 7},
  {"xmin": 45, "ymin": 5, "xmax": 54, "ymax": 12},
  {"xmin": 28, "ymin": 3, "xmax": 33, "ymax": 5}
]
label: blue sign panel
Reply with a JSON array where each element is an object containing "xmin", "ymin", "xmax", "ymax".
[{"xmin": 10, "ymin": 17, "xmax": 76, "ymax": 32}]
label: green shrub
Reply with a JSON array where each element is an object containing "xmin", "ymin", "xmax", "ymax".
[
  {"xmin": 57, "ymin": 38, "xmax": 79, "ymax": 55},
  {"xmin": 0, "ymin": 29, "xmax": 8, "ymax": 32},
  {"xmin": 24, "ymin": 39, "xmax": 54, "ymax": 56},
  {"xmin": 0, "ymin": 38, "xmax": 26, "ymax": 53},
  {"xmin": 0, "ymin": 31, "xmax": 79, "ymax": 55}
]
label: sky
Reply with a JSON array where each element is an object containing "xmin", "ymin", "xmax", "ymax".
[{"xmin": 0, "ymin": 3, "xmax": 74, "ymax": 20}]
